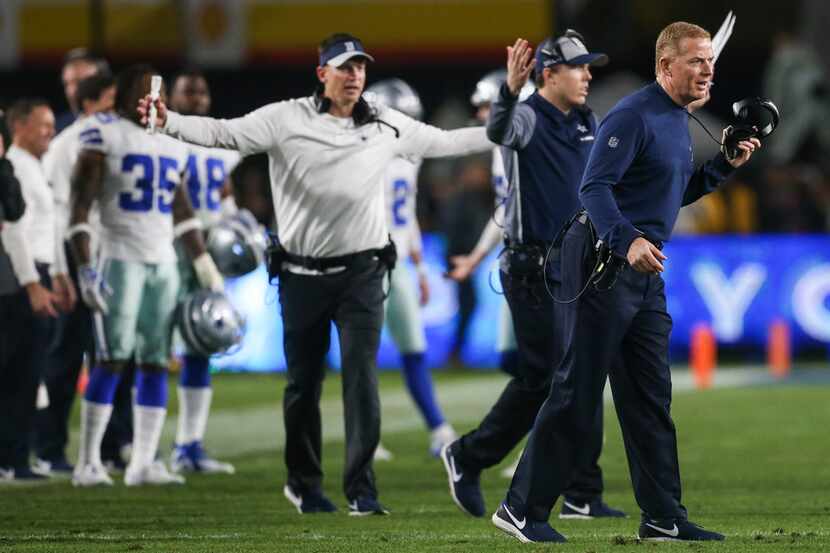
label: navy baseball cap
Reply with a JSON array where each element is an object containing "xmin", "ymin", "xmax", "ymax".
[
  {"xmin": 535, "ymin": 31, "xmax": 608, "ymax": 74},
  {"xmin": 319, "ymin": 37, "xmax": 375, "ymax": 67}
]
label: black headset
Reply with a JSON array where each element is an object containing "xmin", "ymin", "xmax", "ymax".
[
  {"xmin": 313, "ymin": 90, "xmax": 373, "ymax": 124},
  {"xmin": 721, "ymin": 97, "xmax": 780, "ymax": 159},
  {"xmin": 539, "ymin": 29, "xmax": 587, "ymax": 66},
  {"xmin": 732, "ymin": 97, "xmax": 780, "ymax": 139},
  {"xmin": 313, "ymin": 89, "xmax": 400, "ymax": 137}
]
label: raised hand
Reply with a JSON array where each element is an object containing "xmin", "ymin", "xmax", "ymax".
[
  {"xmin": 137, "ymin": 94, "xmax": 168, "ymax": 129},
  {"xmin": 506, "ymin": 38, "xmax": 535, "ymax": 97}
]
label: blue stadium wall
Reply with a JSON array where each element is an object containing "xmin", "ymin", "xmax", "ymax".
[{"xmin": 213, "ymin": 234, "xmax": 830, "ymax": 372}]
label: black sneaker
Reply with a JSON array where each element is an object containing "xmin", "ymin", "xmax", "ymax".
[
  {"xmin": 559, "ymin": 497, "xmax": 627, "ymax": 519},
  {"xmin": 13, "ymin": 465, "xmax": 50, "ymax": 481},
  {"xmin": 35, "ymin": 457, "xmax": 74, "ymax": 475},
  {"xmin": 638, "ymin": 518, "xmax": 725, "ymax": 542},
  {"xmin": 439, "ymin": 442, "xmax": 485, "ymax": 517},
  {"xmin": 491, "ymin": 502, "xmax": 567, "ymax": 543},
  {"xmin": 283, "ymin": 484, "xmax": 337, "ymax": 514},
  {"xmin": 347, "ymin": 496, "xmax": 390, "ymax": 516}
]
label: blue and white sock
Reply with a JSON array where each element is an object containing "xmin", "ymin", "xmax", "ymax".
[
  {"xmin": 131, "ymin": 369, "xmax": 167, "ymax": 468},
  {"xmin": 176, "ymin": 355, "xmax": 212, "ymax": 446},
  {"xmin": 401, "ymin": 352, "xmax": 444, "ymax": 430},
  {"xmin": 78, "ymin": 366, "xmax": 121, "ymax": 468}
]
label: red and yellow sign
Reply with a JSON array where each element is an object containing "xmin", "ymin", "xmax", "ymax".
[{"xmin": 10, "ymin": 0, "xmax": 551, "ymax": 67}]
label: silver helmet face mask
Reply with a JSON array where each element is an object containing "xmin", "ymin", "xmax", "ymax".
[
  {"xmin": 178, "ymin": 289, "xmax": 246, "ymax": 357},
  {"xmin": 364, "ymin": 78, "xmax": 424, "ymax": 120}
]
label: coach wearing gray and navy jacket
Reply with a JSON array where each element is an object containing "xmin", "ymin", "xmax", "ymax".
[
  {"xmin": 140, "ymin": 33, "xmax": 491, "ymax": 516},
  {"xmin": 441, "ymin": 32, "xmax": 625, "ymax": 523}
]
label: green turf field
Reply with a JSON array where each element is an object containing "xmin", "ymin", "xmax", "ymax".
[{"xmin": 2, "ymin": 369, "xmax": 829, "ymax": 552}]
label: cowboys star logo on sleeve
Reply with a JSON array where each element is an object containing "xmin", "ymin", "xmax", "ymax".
[{"xmin": 608, "ymin": 136, "xmax": 620, "ymax": 148}]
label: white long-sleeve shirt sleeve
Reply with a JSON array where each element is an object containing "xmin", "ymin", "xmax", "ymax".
[
  {"xmin": 163, "ymin": 102, "xmax": 286, "ymax": 156},
  {"xmin": 386, "ymin": 109, "xmax": 492, "ymax": 159},
  {"xmin": 2, "ymin": 146, "xmax": 55, "ymax": 286},
  {"xmin": 1, "ymin": 216, "xmax": 38, "ymax": 286}
]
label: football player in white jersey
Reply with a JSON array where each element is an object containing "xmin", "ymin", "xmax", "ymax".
[
  {"xmin": 37, "ymin": 72, "xmax": 115, "ymax": 474},
  {"xmin": 447, "ymin": 70, "xmax": 535, "ymax": 379},
  {"xmin": 166, "ymin": 70, "xmax": 241, "ymax": 475},
  {"xmin": 365, "ymin": 79, "xmax": 457, "ymax": 458},
  {"xmin": 68, "ymin": 65, "xmax": 224, "ymax": 487}
]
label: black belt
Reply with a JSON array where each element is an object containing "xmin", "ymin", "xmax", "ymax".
[
  {"xmin": 266, "ymin": 235, "xmax": 396, "ymax": 285},
  {"xmin": 284, "ymin": 248, "xmax": 383, "ymax": 272}
]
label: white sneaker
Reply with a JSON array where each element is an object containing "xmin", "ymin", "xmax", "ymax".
[
  {"xmin": 170, "ymin": 442, "xmax": 235, "ymax": 475},
  {"xmin": 191, "ymin": 457, "xmax": 235, "ymax": 474},
  {"xmin": 72, "ymin": 463, "xmax": 114, "ymax": 487},
  {"xmin": 373, "ymin": 443, "xmax": 394, "ymax": 462},
  {"xmin": 0, "ymin": 467, "xmax": 15, "ymax": 483},
  {"xmin": 125, "ymin": 460, "xmax": 185, "ymax": 486},
  {"xmin": 429, "ymin": 423, "xmax": 458, "ymax": 457}
]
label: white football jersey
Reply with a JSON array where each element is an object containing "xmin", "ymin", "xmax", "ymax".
[
  {"xmin": 79, "ymin": 114, "xmax": 190, "ymax": 263},
  {"xmin": 182, "ymin": 144, "xmax": 241, "ymax": 227},
  {"xmin": 385, "ymin": 157, "xmax": 421, "ymax": 258},
  {"xmin": 43, "ymin": 114, "xmax": 103, "ymax": 268}
]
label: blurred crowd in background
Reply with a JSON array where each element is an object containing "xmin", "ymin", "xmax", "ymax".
[{"xmin": 3, "ymin": 1, "xmax": 829, "ymax": 239}]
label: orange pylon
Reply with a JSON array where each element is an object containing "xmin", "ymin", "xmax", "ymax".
[
  {"xmin": 767, "ymin": 319, "xmax": 791, "ymax": 378},
  {"xmin": 76, "ymin": 366, "xmax": 89, "ymax": 395},
  {"xmin": 690, "ymin": 323, "xmax": 716, "ymax": 389}
]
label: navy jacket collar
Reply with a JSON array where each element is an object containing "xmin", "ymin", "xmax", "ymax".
[
  {"xmin": 649, "ymin": 81, "xmax": 690, "ymax": 112},
  {"xmin": 529, "ymin": 91, "xmax": 576, "ymax": 123}
]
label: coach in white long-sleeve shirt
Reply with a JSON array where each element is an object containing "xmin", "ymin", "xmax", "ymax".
[
  {"xmin": 0, "ymin": 99, "xmax": 72, "ymax": 480},
  {"xmin": 141, "ymin": 33, "xmax": 492, "ymax": 514}
]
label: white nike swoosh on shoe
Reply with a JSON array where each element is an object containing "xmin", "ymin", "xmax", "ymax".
[
  {"xmin": 563, "ymin": 501, "xmax": 591, "ymax": 516},
  {"xmin": 348, "ymin": 501, "xmax": 358, "ymax": 511},
  {"xmin": 283, "ymin": 485, "xmax": 303, "ymax": 513},
  {"xmin": 503, "ymin": 504, "xmax": 527, "ymax": 530},
  {"xmin": 448, "ymin": 455, "xmax": 463, "ymax": 483},
  {"xmin": 645, "ymin": 522, "xmax": 679, "ymax": 537}
]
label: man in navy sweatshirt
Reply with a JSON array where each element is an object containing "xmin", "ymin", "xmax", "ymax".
[
  {"xmin": 492, "ymin": 22, "xmax": 760, "ymax": 544},
  {"xmin": 441, "ymin": 31, "xmax": 624, "ymax": 522}
]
